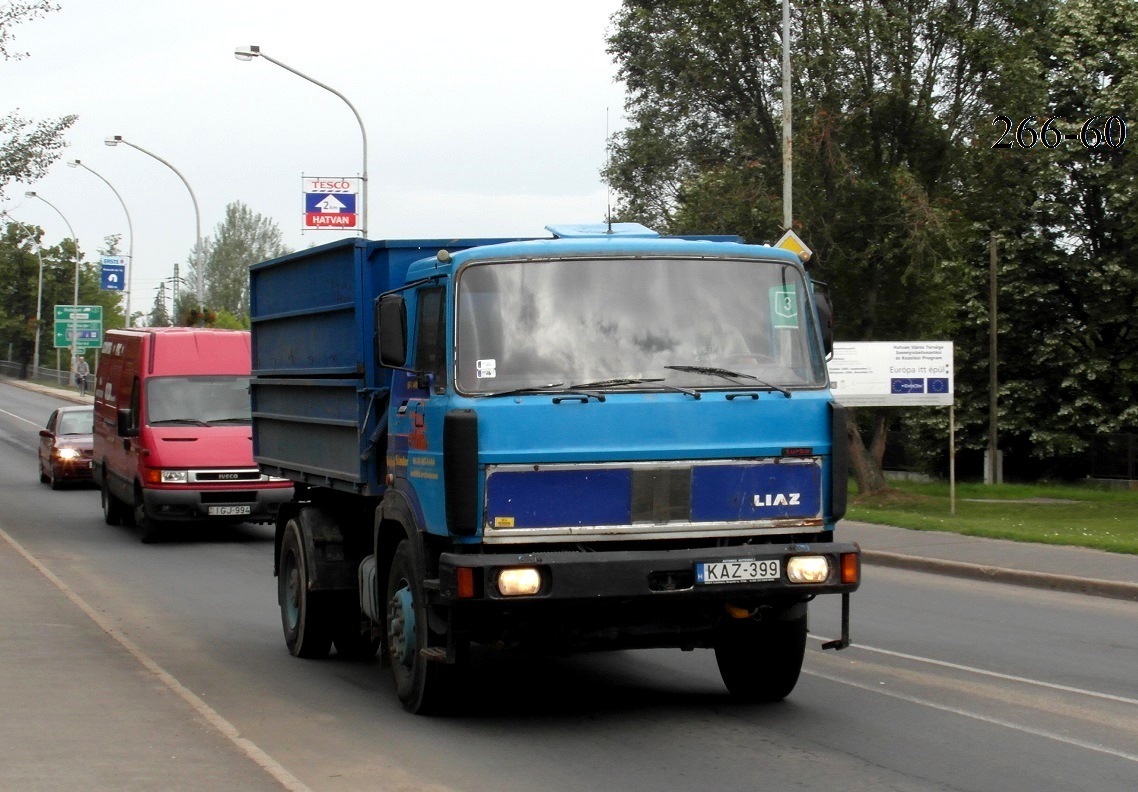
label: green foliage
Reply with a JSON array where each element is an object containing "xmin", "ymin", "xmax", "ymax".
[
  {"xmin": 0, "ymin": 220, "xmax": 121, "ymax": 371},
  {"xmin": 606, "ymin": 0, "xmax": 1138, "ymax": 480},
  {"xmin": 0, "ymin": 2, "xmax": 75, "ymax": 200},
  {"xmin": 183, "ymin": 201, "xmax": 290, "ymax": 321}
]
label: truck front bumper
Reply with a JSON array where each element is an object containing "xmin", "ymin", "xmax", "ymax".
[{"xmin": 438, "ymin": 542, "xmax": 860, "ymax": 602}]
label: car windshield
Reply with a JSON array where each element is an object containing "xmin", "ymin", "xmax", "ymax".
[
  {"xmin": 455, "ymin": 256, "xmax": 827, "ymax": 394},
  {"xmin": 146, "ymin": 376, "xmax": 251, "ymax": 425},
  {"xmin": 57, "ymin": 410, "xmax": 93, "ymax": 435}
]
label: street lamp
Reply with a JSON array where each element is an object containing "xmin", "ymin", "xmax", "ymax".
[
  {"xmin": 25, "ymin": 191, "xmax": 81, "ymax": 377},
  {"xmin": 68, "ymin": 159, "xmax": 135, "ymax": 327},
  {"xmin": 104, "ymin": 135, "xmax": 204, "ymax": 321},
  {"xmin": 234, "ymin": 44, "xmax": 369, "ymax": 237},
  {"xmin": 1, "ymin": 211, "xmax": 46, "ymax": 380}
]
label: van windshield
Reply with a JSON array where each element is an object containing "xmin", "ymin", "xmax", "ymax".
[{"xmin": 146, "ymin": 376, "xmax": 251, "ymax": 425}]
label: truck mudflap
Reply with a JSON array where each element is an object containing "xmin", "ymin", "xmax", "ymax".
[{"xmin": 437, "ymin": 542, "xmax": 860, "ymax": 602}]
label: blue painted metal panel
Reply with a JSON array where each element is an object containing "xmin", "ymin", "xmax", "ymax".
[
  {"xmin": 691, "ymin": 462, "xmax": 821, "ymax": 521},
  {"xmin": 486, "ymin": 468, "xmax": 632, "ymax": 528}
]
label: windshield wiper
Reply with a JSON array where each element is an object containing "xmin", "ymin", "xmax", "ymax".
[
  {"xmin": 664, "ymin": 365, "xmax": 790, "ymax": 397},
  {"xmin": 150, "ymin": 418, "xmax": 211, "ymax": 427},
  {"xmin": 481, "ymin": 382, "xmax": 607, "ymax": 402},
  {"xmin": 204, "ymin": 417, "xmax": 251, "ymax": 425},
  {"xmin": 570, "ymin": 377, "xmax": 700, "ymax": 400}
]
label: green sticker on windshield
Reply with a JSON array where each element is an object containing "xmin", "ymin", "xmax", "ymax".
[{"xmin": 770, "ymin": 285, "xmax": 798, "ymax": 328}]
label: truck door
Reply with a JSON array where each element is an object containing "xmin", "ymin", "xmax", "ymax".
[{"xmin": 391, "ymin": 285, "xmax": 452, "ymax": 534}]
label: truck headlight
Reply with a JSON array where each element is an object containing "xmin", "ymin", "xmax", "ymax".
[
  {"xmin": 496, "ymin": 567, "xmax": 543, "ymax": 597},
  {"xmin": 786, "ymin": 555, "xmax": 830, "ymax": 583}
]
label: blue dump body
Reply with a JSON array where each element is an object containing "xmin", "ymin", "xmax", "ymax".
[{"xmin": 249, "ymin": 224, "xmax": 860, "ymax": 713}]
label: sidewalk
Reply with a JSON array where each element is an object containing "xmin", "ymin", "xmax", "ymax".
[
  {"xmin": 3, "ymin": 374, "xmax": 1136, "ymax": 602},
  {"xmin": 844, "ymin": 520, "xmax": 1138, "ymax": 602}
]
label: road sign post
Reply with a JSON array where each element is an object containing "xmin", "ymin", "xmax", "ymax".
[{"xmin": 54, "ymin": 305, "xmax": 103, "ymax": 350}]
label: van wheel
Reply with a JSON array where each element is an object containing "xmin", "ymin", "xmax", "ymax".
[
  {"xmin": 386, "ymin": 539, "xmax": 457, "ymax": 714},
  {"xmin": 134, "ymin": 493, "xmax": 165, "ymax": 544},
  {"xmin": 102, "ymin": 479, "xmax": 126, "ymax": 526},
  {"xmin": 278, "ymin": 518, "xmax": 332, "ymax": 659},
  {"xmin": 714, "ymin": 609, "xmax": 807, "ymax": 703}
]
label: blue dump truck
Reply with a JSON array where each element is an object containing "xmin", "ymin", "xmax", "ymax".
[{"xmin": 249, "ymin": 222, "xmax": 859, "ymax": 714}]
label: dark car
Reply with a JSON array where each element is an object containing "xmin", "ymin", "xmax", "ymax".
[{"xmin": 39, "ymin": 405, "xmax": 95, "ymax": 489}]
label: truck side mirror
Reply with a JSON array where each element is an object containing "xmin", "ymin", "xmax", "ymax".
[
  {"xmin": 377, "ymin": 294, "xmax": 407, "ymax": 368},
  {"xmin": 813, "ymin": 292, "xmax": 834, "ymax": 356},
  {"xmin": 116, "ymin": 408, "xmax": 138, "ymax": 438}
]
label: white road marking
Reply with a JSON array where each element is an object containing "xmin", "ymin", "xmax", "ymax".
[
  {"xmin": 811, "ymin": 635, "xmax": 1138, "ymax": 706},
  {"xmin": 0, "ymin": 407, "xmax": 44, "ymax": 429},
  {"xmin": 0, "ymin": 526, "xmax": 314, "ymax": 792},
  {"xmin": 809, "ymin": 637, "xmax": 1138, "ymax": 764},
  {"xmin": 804, "ymin": 668, "xmax": 1138, "ymax": 764}
]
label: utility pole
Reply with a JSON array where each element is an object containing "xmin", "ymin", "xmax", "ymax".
[{"xmin": 988, "ymin": 232, "xmax": 999, "ymax": 484}]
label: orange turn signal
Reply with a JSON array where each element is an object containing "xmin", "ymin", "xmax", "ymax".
[
  {"xmin": 456, "ymin": 567, "xmax": 475, "ymax": 599},
  {"xmin": 840, "ymin": 553, "xmax": 860, "ymax": 584}
]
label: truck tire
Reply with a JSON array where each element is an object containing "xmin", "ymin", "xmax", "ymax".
[
  {"xmin": 101, "ymin": 477, "xmax": 127, "ymax": 526},
  {"xmin": 385, "ymin": 539, "xmax": 455, "ymax": 714},
  {"xmin": 332, "ymin": 592, "xmax": 381, "ymax": 660},
  {"xmin": 278, "ymin": 518, "xmax": 333, "ymax": 659},
  {"xmin": 714, "ymin": 610, "xmax": 807, "ymax": 703}
]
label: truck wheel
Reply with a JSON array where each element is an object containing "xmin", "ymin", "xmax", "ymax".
[
  {"xmin": 332, "ymin": 592, "xmax": 381, "ymax": 660},
  {"xmin": 385, "ymin": 539, "xmax": 454, "ymax": 714},
  {"xmin": 278, "ymin": 519, "xmax": 332, "ymax": 659},
  {"xmin": 714, "ymin": 610, "xmax": 807, "ymax": 703},
  {"xmin": 102, "ymin": 478, "xmax": 126, "ymax": 526}
]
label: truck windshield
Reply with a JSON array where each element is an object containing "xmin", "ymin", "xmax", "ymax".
[
  {"xmin": 455, "ymin": 256, "xmax": 827, "ymax": 395},
  {"xmin": 146, "ymin": 376, "xmax": 252, "ymax": 425}
]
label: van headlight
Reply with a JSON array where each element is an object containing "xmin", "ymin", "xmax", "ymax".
[{"xmin": 161, "ymin": 470, "xmax": 189, "ymax": 484}]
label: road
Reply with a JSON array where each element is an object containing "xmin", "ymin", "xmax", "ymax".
[{"xmin": 1, "ymin": 380, "xmax": 1135, "ymax": 791}]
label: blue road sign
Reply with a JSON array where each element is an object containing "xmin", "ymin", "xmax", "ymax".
[{"xmin": 101, "ymin": 263, "xmax": 126, "ymax": 291}]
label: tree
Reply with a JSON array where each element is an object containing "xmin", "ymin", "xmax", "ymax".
[
  {"xmin": 183, "ymin": 201, "xmax": 290, "ymax": 321},
  {"xmin": 605, "ymin": 1, "xmax": 1028, "ymax": 492},
  {"xmin": 0, "ymin": 1, "xmax": 76, "ymax": 200}
]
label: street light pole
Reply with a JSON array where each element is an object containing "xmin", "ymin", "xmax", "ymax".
[
  {"xmin": 25, "ymin": 191, "xmax": 81, "ymax": 377},
  {"xmin": 68, "ymin": 159, "xmax": 135, "ymax": 327},
  {"xmin": 235, "ymin": 44, "xmax": 368, "ymax": 237},
  {"xmin": 2, "ymin": 212, "xmax": 46, "ymax": 380},
  {"xmin": 104, "ymin": 135, "xmax": 204, "ymax": 321}
]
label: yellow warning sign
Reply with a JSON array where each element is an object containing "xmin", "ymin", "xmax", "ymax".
[{"xmin": 774, "ymin": 230, "xmax": 812, "ymax": 262}]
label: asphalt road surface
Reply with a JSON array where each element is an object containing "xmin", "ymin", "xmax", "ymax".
[{"xmin": 1, "ymin": 380, "xmax": 1135, "ymax": 791}]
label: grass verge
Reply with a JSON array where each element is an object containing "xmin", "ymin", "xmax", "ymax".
[{"xmin": 846, "ymin": 480, "xmax": 1138, "ymax": 555}]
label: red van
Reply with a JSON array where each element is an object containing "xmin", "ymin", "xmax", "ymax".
[{"xmin": 93, "ymin": 328, "xmax": 292, "ymax": 543}]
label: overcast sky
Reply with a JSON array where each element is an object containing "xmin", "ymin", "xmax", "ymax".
[{"xmin": 4, "ymin": 0, "xmax": 628, "ymax": 316}]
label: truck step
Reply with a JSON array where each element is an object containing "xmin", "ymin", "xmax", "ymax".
[{"xmin": 419, "ymin": 647, "xmax": 448, "ymax": 663}]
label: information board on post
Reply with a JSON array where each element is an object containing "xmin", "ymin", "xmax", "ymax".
[
  {"xmin": 828, "ymin": 341, "xmax": 954, "ymax": 407},
  {"xmin": 302, "ymin": 177, "xmax": 360, "ymax": 230}
]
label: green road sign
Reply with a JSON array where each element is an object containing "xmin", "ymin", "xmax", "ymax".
[
  {"xmin": 54, "ymin": 304, "xmax": 102, "ymax": 322},
  {"xmin": 54, "ymin": 319, "xmax": 102, "ymax": 349}
]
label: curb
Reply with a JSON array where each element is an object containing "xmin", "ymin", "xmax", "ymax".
[{"xmin": 863, "ymin": 550, "xmax": 1138, "ymax": 602}]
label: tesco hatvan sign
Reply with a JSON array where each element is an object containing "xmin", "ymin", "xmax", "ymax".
[{"xmin": 303, "ymin": 177, "xmax": 360, "ymax": 229}]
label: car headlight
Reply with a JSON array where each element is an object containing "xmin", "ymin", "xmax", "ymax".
[{"xmin": 54, "ymin": 447, "xmax": 81, "ymax": 460}]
